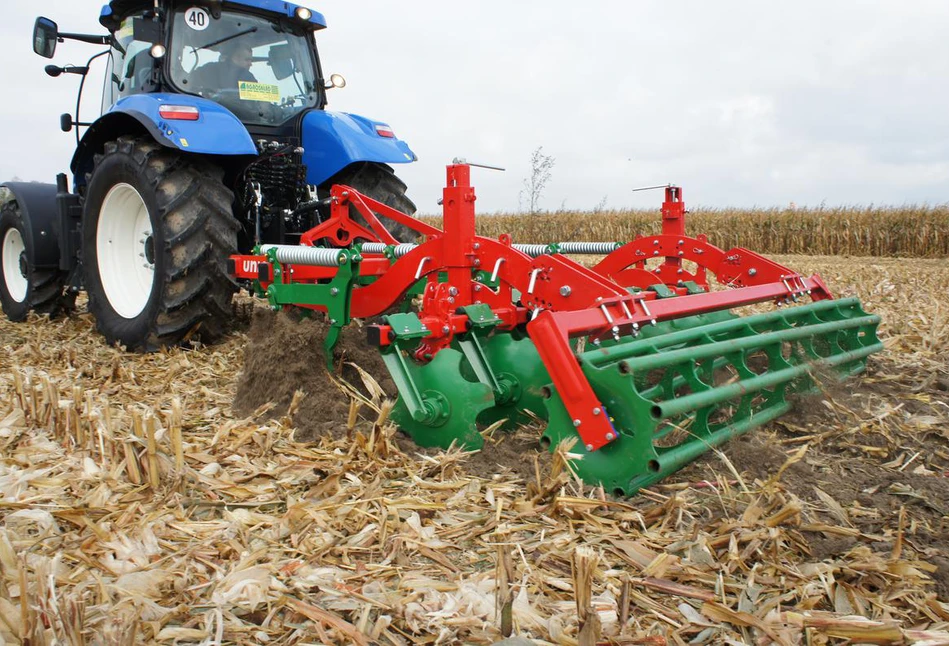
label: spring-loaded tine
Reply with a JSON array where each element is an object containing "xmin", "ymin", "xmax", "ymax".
[
  {"xmin": 415, "ymin": 256, "xmax": 431, "ymax": 280},
  {"xmin": 490, "ymin": 258, "xmax": 505, "ymax": 283},
  {"xmin": 528, "ymin": 268, "xmax": 542, "ymax": 294}
]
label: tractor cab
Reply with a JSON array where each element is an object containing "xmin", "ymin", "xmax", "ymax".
[{"xmin": 100, "ymin": 1, "xmax": 329, "ymax": 127}]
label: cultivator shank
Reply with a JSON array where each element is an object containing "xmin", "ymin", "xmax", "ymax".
[{"xmin": 230, "ymin": 165, "xmax": 882, "ymax": 495}]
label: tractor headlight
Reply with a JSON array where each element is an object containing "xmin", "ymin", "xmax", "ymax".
[
  {"xmin": 150, "ymin": 44, "xmax": 166, "ymax": 59},
  {"xmin": 295, "ymin": 7, "xmax": 312, "ymax": 21}
]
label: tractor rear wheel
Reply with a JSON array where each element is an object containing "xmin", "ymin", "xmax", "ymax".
[
  {"xmin": 0, "ymin": 201, "xmax": 69, "ymax": 321},
  {"xmin": 322, "ymin": 162, "xmax": 417, "ymax": 242},
  {"xmin": 82, "ymin": 137, "xmax": 239, "ymax": 350}
]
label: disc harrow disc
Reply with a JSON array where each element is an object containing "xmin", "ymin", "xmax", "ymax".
[
  {"xmin": 390, "ymin": 349, "xmax": 495, "ymax": 450},
  {"xmin": 470, "ymin": 332, "xmax": 550, "ymax": 430}
]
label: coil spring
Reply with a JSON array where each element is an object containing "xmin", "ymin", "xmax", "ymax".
[
  {"xmin": 261, "ymin": 245, "xmax": 347, "ymax": 267},
  {"xmin": 361, "ymin": 243, "xmax": 419, "ymax": 258},
  {"xmin": 512, "ymin": 244, "xmax": 551, "ymax": 257},
  {"xmin": 557, "ymin": 242, "xmax": 622, "ymax": 254}
]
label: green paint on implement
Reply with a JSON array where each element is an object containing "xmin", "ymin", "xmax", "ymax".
[
  {"xmin": 541, "ymin": 297, "xmax": 882, "ymax": 495},
  {"xmin": 375, "ymin": 296, "xmax": 881, "ymax": 495},
  {"xmin": 470, "ymin": 332, "xmax": 549, "ymax": 430},
  {"xmin": 264, "ymin": 247, "xmax": 359, "ymax": 369},
  {"xmin": 382, "ymin": 313, "xmax": 495, "ymax": 450}
]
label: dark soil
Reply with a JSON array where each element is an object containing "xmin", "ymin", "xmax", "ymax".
[
  {"xmin": 393, "ymin": 425, "xmax": 552, "ymax": 485},
  {"xmin": 235, "ymin": 308, "xmax": 552, "ymax": 482},
  {"xmin": 233, "ymin": 308, "xmax": 393, "ymax": 442}
]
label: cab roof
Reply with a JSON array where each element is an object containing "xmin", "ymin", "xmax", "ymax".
[{"xmin": 100, "ymin": 1, "xmax": 327, "ymax": 30}]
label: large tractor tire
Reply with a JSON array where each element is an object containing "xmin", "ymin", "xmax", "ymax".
[
  {"xmin": 323, "ymin": 162, "xmax": 417, "ymax": 242},
  {"xmin": 82, "ymin": 137, "xmax": 239, "ymax": 351},
  {"xmin": 0, "ymin": 201, "xmax": 69, "ymax": 321}
]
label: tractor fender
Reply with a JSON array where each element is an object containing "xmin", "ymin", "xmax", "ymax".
[
  {"xmin": 0, "ymin": 182, "xmax": 61, "ymax": 269},
  {"xmin": 301, "ymin": 111, "xmax": 417, "ymax": 186},
  {"xmin": 71, "ymin": 94, "xmax": 257, "ymax": 185}
]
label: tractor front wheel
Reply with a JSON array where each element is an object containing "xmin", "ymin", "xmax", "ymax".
[
  {"xmin": 0, "ymin": 201, "xmax": 69, "ymax": 321},
  {"xmin": 82, "ymin": 137, "xmax": 239, "ymax": 350}
]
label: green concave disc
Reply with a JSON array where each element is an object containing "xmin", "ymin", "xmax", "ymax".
[
  {"xmin": 391, "ymin": 349, "xmax": 495, "ymax": 451},
  {"xmin": 473, "ymin": 332, "xmax": 551, "ymax": 431}
]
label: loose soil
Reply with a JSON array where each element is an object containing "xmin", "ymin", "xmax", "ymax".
[
  {"xmin": 234, "ymin": 308, "xmax": 553, "ymax": 481},
  {"xmin": 234, "ymin": 308, "xmax": 393, "ymax": 441},
  {"xmin": 687, "ymin": 363, "xmax": 949, "ymax": 589}
]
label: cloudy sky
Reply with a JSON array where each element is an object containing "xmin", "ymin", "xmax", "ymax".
[{"xmin": 2, "ymin": 1, "xmax": 948, "ymax": 213}]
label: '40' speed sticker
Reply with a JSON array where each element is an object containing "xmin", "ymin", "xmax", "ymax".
[{"xmin": 185, "ymin": 7, "xmax": 211, "ymax": 31}]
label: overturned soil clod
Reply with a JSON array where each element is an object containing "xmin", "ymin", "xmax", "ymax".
[
  {"xmin": 235, "ymin": 307, "xmax": 552, "ymax": 478},
  {"xmin": 233, "ymin": 308, "xmax": 393, "ymax": 442}
]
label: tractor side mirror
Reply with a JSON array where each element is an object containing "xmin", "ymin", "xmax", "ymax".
[
  {"xmin": 268, "ymin": 44, "xmax": 294, "ymax": 81},
  {"xmin": 33, "ymin": 17, "xmax": 59, "ymax": 59}
]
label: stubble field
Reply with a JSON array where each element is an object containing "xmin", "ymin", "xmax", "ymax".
[{"xmin": 0, "ymin": 251, "xmax": 947, "ymax": 645}]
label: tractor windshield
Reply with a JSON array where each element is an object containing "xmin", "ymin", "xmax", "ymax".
[{"xmin": 168, "ymin": 7, "xmax": 321, "ymax": 127}]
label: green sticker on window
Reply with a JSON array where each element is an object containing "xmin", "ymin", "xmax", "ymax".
[{"xmin": 238, "ymin": 81, "xmax": 280, "ymax": 102}]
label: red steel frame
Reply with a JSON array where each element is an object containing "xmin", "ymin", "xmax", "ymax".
[{"xmin": 231, "ymin": 165, "xmax": 834, "ymax": 452}]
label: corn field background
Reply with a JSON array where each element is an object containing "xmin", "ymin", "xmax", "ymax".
[{"xmin": 424, "ymin": 205, "xmax": 949, "ymax": 257}]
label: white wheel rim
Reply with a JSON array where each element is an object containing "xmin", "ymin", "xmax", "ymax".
[
  {"xmin": 2, "ymin": 227, "xmax": 28, "ymax": 303},
  {"xmin": 97, "ymin": 183, "xmax": 155, "ymax": 319}
]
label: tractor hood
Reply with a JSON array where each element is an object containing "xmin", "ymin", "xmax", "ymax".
[
  {"xmin": 300, "ymin": 111, "xmax": 417, "ymax": 187},
  {"xmin": 100, "ymin": 1, "xmax": 326, "ymax": 29}
]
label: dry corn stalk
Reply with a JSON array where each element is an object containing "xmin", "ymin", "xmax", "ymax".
[{"xmin": 572, "ymin": 545, "xmax": 601, "ymax": 646}]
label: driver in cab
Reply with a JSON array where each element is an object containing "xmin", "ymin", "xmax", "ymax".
[{"xmin": 195, "ymin": 42, "xmax": 258, "ymax": 90}]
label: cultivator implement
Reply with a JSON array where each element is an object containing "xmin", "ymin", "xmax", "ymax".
[{"xmin": 230, "ymin": 163, "xmax": 882, "ymax": 495}]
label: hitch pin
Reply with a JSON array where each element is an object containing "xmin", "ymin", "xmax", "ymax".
[
  {"xmin": 490, "ymin": 258, "xmax": 505, "ymax": 283},
  {"xmin": 527, "ymin": 268, "xmax": 542, "ymax": 294},
  {"xmin": 415, "ymin": 257, "xmax": 431, "ymax": 280}
]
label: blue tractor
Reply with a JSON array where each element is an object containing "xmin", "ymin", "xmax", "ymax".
[{"xmin": 0, "ymin": 0, "xmax": 416, "ymax": 349}]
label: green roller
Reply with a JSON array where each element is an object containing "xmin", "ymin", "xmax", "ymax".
[{"xmin": 540, "ymin": 297, "xmax": 882, "ymax": 495}]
